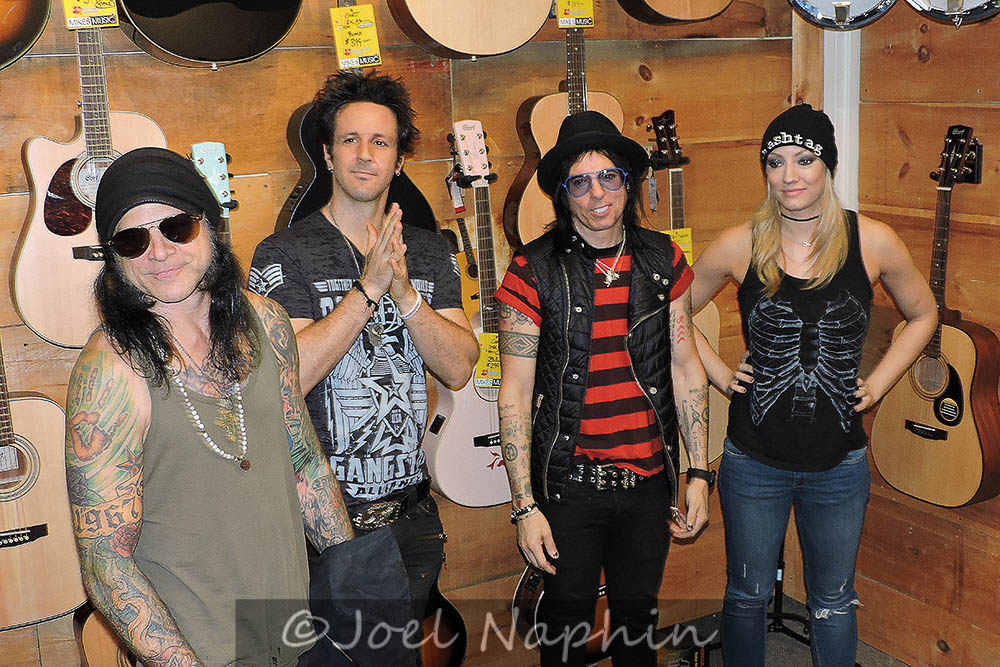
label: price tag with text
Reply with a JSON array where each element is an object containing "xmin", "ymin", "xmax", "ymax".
[
  {"xmin": 663, "ymin": 227, "xmax": 694, "ymax": 266},
  {"xmin": 63, "ymin": 0, "xmax": 119, "ymax": 29},
  {"xmin": 474, "ymin": 332, "xmax": 501, "ymax": 389},
  {"xmin": 330, "ymin": 4, "xmax": 383, "ymax": 69},
  {"xmin": 557, "ymin": 0, "xmax": 595, "ymax": 28}
]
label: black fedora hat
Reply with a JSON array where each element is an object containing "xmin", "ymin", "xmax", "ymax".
[{"xmin": 536, "ymin": 110, "xmax": 649, "ymax": 197}]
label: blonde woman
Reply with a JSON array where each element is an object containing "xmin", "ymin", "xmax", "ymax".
[{"xmin": 691, "ymin": 104, "xmax": 937, "ymax": 666}]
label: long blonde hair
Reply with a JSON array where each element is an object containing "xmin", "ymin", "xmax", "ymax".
[{"xmin": 750, "ymin": 170, "xmax": 849, "ymax": 296}]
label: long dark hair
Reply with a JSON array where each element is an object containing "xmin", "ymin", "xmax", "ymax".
[
  {"xmin": 551, "ymin": 147, "xmax": 645, "ymax": 238},
  {"xmin": 313, "ymin": 69, "xmax": 418, "ymax": 159},
  {"xmin": 95, "ymin": 228, "xmax": 260, "ymax": 389}
]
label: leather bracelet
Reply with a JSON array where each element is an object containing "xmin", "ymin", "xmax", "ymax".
[
  {"xmin": 510, "ymin": 502, "xmax": 538, "ymax": 523},
  {"xmin": 686, "ymin": 467, "xmax": 716, "ymax": 488},
  {"xmin": 352, "ymin": 281, "xmax": 378, "ymax": 312},
  {"xmin": 399, "ymin": 291, "xmax": 422, "ymax": 320}
]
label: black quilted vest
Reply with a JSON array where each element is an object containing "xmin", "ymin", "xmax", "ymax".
[{"xmin": 520, "ymin": 224, "xmax": 681, "ymax": 504}]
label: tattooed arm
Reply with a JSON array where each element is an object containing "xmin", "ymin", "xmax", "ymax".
[
  {"xmin": 497, "ymin": 300, "xmax": 558, "ymax": 574},
  {"xmin": 249, "ymin": 292, "xmax": 354, "ymax": 549},
  {"xmin": 669, "ymin": 287, "xmax": 711, "ymax": 539},
  {"xmin": 66, "ymin": 336, "xmax": 202, "ymax": 666}
]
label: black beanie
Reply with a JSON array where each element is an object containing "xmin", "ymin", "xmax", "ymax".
[
  {"xmin": 759, "ymin": 104, "xmax": 838, "ymax": 174},
  {"xmin": 95, "ymin": 147, "xmax": 222, "ymax": 243}
]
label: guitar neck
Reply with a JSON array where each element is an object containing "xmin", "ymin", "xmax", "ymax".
[
  {"xmin": 565, "ymin": 27, "xmax": 587, "ymax": 115},
  {"xmin": 456, "ymin": 217, "xmax": 477, "ymax": 270},
  {"xmin": 472, "ymin": 184, "xmax": 499, "ymax": 333},
  {"xmin": 667, "ymin": 167, "xmax": 684, "ymax": 231},
  {"xmin": 76, "ymin": 27, "xmax": 112, "ymax": 159},
  {"xmin": 0, "ymin": 338, "xmax": 12, "ymax": 447},
  {"xmin": 926, "ymin": 186, "xmax": 953, "ymax": 358}
]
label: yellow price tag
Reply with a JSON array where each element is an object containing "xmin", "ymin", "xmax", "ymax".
[
  {"xmin": 330, "ymin": 4, "xmax": 383, "ymax": 69},
  {"xmin": 663, "ymin": 227, "xmax": 694, "ymax": 267},
  {"xmin": 557, "ymin": 0, "xmax": 595, "ymax": 28},
  {"xmin": 474, "ymin": 332, "xmax": 501, "ymax": 389},
  {"xmin": 63, "ymin": 0, "xmax": 119, "ymax": 29}
]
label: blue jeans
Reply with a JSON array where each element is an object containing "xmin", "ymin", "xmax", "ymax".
[
  {"xmin": 537, "ymin": 472, "xmax": 671, "ymax": 666},
  {"xmin": 718, "ymin": 438, "xmax": 870, "ymax": 667}
]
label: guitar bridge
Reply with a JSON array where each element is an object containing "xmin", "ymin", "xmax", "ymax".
[
  {"xmin": 73, "ymin": 245, "xmax": 105, "ymax": 261},
  {"xmin": 905, "ymin": 419, "xmax": 948, "ymax": 441},
  {"xmin": 473, "ymin": 432, "xmax": 501, "ymax": 448},
  {"xmin": 0, "ymin": 524, "xmax": 49, "ymax": 549}
]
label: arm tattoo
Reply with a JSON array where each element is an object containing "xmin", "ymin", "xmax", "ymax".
[
  {"xmin": 499, "ymin": 331, "xmax": 539, "ymax": 357},
  {"xmin": 258, "ymin": 296, "xmax": 354, "ymax": 548}
]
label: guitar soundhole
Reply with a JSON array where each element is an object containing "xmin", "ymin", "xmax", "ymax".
[
  {"xmin": 911, "ymin": 356, "xmax": 948, "ymax": 398},
  {"xmin": 71, "ymin": 154, "xmax": 117, "ymax": 209},
  {"xmin": 44, "ymin": 159, "xmax": 94, "ymax": 236},
  {"xmin": 0, "ymin": 438, "xmax": 39, "ymax": 501}
]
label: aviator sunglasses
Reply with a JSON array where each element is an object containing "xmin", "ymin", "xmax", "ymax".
[
  {"xmin": 561, "ymin": 167, "xmax": 628, "ymax": 198},
  {"xmin": 108, "ymin": 212, "xmax": 204, "ymax": 259}
]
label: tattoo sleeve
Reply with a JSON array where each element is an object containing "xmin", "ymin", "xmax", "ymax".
[
  {"xmin": 66, "ymin": 347, "xmax": 202, "ymax": 666},
  {"xmin": 497, "ymin": 299, "xmax": 539, "ymax": 507},
  {"xmin": 671, "ymin": 292, "xmax": 710, "ymax": 471},
  {"xmin": 257, "ymin": 296, "xmax": 354, "ymax": 549}
]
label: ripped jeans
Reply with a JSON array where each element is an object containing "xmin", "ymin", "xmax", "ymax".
[{"xmin": 718, "ymin": 438, "xmax": 870, "ymax": 667}]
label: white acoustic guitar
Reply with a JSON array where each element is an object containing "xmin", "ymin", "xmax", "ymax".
[{"xmin": 421, "ymin": 121, "xmax": 511, "ymax": 508}]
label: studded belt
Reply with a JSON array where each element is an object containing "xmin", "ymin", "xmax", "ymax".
[{"xmin": 567, "ymin": 463, "xmax": 649, "ymax": 491}]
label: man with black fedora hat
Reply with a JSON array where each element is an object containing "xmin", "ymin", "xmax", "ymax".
[
  {"xmin": 496, "ymin": 110, "xmax": 712, "ymax": 664},
  {"xmin": 65, "ymin": 146, "xmax": 357, "ymax": 665}
]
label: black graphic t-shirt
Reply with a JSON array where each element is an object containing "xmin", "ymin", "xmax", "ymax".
[
  {"xmin": 729, "ymin": 211, "xmax": 873, "ymax": 471},
  {"xmin": 248, "ymin": 211, "xmax": 462, "ymax": 506}
]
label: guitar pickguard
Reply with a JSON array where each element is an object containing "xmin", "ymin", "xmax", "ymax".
[
  {"xmin": 43, "ymin": 159, "xmax": 91, "ymax": 236},
  {"xmin": 933, "ymin": 364, "xmax": 964, "ymax": 426}
]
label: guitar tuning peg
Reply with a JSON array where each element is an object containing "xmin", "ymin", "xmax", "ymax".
[
  {"xmin": 225, "ymin": 153, "xmax": 232, "ymax": 164},
  {"xmin": 446, "ymin": 133, "xmax": 455, "ymax": 143}
]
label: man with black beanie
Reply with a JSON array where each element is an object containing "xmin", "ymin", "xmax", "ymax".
[{"xmin": 66, "ymin": 146, "xmax": 356, "ymax": 665}]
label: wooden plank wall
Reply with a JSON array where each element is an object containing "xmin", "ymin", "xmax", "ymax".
[
  {"xmin": 0, "ymin": 0, "xmax": 797, "ymax": 664},
  {"xmin": 775, "ymin": 5, "xmax": 1000, "ymax": 666}
]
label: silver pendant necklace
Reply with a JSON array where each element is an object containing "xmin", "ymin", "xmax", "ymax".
[
  {"xmin": 594, "ymin": 228, "xmax": 627, "ymax": 287},
  {"xmin": 329, "ymin": 206, "xmax": 384, "ymax": 349}
]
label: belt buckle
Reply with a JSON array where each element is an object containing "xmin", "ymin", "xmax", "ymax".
[{"xmin": 351, "ymin": 499, "xmax": 402, "ymax": 531}]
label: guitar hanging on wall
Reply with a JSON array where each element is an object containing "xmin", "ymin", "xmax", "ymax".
[
  {"xmin": 0, "ymin": 0, "xmax": 49, "ymax": 71},
  {"xmin": 871, "ymin": 125, "xmax": 1000, "ymax": 508},
  {"xmin": 502, "ymin": 22, "xmax": 624, "ymax": 249},
  {"xmin": 275, "ymin": 0, "xmax": 436, "ymax": 233},
  {"xmin": 421, "ymin": 120, "xmax": 511, "ymax": 508},
  {"xmin": 616, "ymin": 0, "xmax": 733, "ymax": 24},
  {"xmin": 116, "ymin": 0, "xmax": 302, "ymax": 67},
  {"xmin": 648, "ymin": 109, "xmax": 726, "ymax": 471},
  {"xmin": 0, "ymin": 335, "xmax": 87, "ymax": 630},
  {"xmin": 12, "ymin": 21, "xmax": 167, "ymax": 348}
]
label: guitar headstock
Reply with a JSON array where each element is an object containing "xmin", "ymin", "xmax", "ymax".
[
  {"xmin": 649, "ymin": 110, "xmax": 690, "ymax": 171},
  {"xmin": 450, "ymin": 120, "xmax": 494, "ymax": 187},
  {"xmin": 931, "ymin": 125, "xmax": 982, "ymax": 188},
  {"xmin": 190, "ymin": 141, "xmax": 237, "ymax": 218}
]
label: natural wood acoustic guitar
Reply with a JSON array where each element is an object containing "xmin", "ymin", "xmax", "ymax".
[
  {"xmin": 12, "ymin": 23, "xmax": 167, "ymax": 348},
  {"xmin": 616, "ymin": 0, "xmax": 732, "ymax": 24},
  {"xmin": 0, "ymin": 0, "xmax": 49, "ymax": 71},
  {"xmin": 387, "ymin": 0, "xmax": 551, "ymax": 58},
  {"xmin": 648, "ymin": 110, "xmax": 725, "ymax": 471},
  {"xmin": 421, "ymin": 121, "xmax": 511, "ymax": 508},
  {"xmin": 0, "ymin": 335, "xmax": 87, "ymax": 630},
  {"xmin": 502, "ymin": 26, "xmax": 624, "ymax": 249},
  {"xmin": 871, "ymin": 125, "xmax": 1000, "ymax": 507}
]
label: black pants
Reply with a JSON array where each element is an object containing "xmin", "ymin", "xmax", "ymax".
[{"xmin": 537, "ymin": 472, "xmax": 671, "ymax": 666}]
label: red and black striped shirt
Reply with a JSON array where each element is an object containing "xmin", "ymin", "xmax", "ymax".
[{"xmin": 496, "ymin": 238, "xmax": 693, "ymax": 476}]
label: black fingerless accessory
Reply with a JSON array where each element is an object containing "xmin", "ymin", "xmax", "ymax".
[
  {"xmin": 510, "ymin": 502, "xmax": 539, "ymax": 523},
  {"xmin": 686, "ymin": 467, "xmax": 717, "ymax": 489},
  {"xmin": 352, "ymin": 280, "xmax": 378, "ymax": 312}
]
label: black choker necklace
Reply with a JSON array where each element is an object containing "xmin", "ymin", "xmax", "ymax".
[{"xmin": 781, "ymin": 213, "xmax": 820, "ymax": 222}]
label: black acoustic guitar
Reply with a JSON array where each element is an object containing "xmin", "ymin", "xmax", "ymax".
[{"xmin": 117, "ymin": 0, "xmax": 302, "ymax": 67}]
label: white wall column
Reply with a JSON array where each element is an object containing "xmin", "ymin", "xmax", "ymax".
[{"xmin": 823, "ymin": 30, "xmax": 861, "ymax": 210}]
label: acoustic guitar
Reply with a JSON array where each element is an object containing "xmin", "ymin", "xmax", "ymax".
[
  {"xmin": 76, "ymin": 580, "xmax": 465, "ymax": 666},
  {"xmin": 0, "ymin": 0, "xmax": 49, "ymax": 71},
  {"xmin": 387, "ymin": 0, "xmax": 551, "ymax": 58},
  {"xmin": 117, "ymin": 0, "xmax": 301, "ymax": 67},
  {"xmin": 0, "ymin": 336, "xmax": 87, "ymax": 630},
  {"xmin": 275, "ymin": 0, "xmax": 436, "ymax": 233},
  {"xmin": 648, "ymin": 110, "xmax": 726, "ymax": 471},
  {"xmin": 616, "ymin": 0, "xmax": 732, "ymax": 24},
  {"xmin": 871, "ymin": 125, "xmax": 1000, "ymax": 508},
  {"xmin": 12, "ymin": 24, "xmax": 167, "ymax": 348},
  {"xmin": 421, "ymin": 121, "xmax": 511, "ymax": 508},
  {"xmin": 502, "ymin": 25, "xmax": 624, "ymax": 249}
]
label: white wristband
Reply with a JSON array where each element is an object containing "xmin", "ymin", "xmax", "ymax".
[{"xmin": 399, "ymin": 291, "xmax": 422, "ymax": 320}]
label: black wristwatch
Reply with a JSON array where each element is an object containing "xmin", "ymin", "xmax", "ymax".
[{"xmin": 686, "ymin": 467, "xmax": 716, "ymax": 488}]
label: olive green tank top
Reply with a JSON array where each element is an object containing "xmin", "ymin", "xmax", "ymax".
[{"xmin": 134, "ymin": 316, "xmax": 311, "ymax": 666}]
